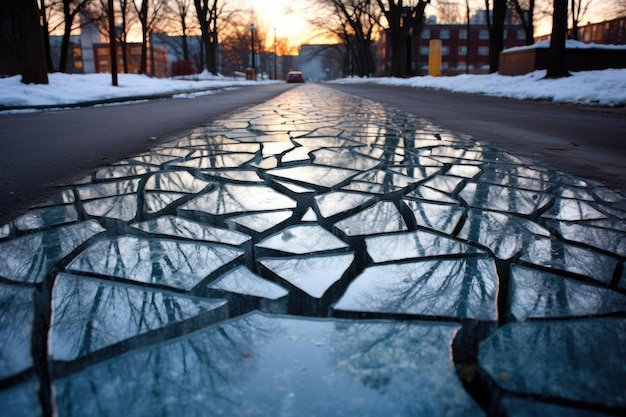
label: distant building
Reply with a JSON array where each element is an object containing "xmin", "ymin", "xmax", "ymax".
[
  {"xmin": 299, "ymin": 44, "xmax": 344, "ymax": 81},
  {"xmin": 376, "ymin": 21, "xmax": 527, "ymax": 75},
  {"xmin": 93, "ymin": 43, "xmax": 168, "ymax": 77},
  {"xmin": 80, "ymin": 12, "xmax": 101, "ymax": 73},
  {"xmin": 578, "ymin": 17, "xmax": 626, "ymax": 44},
  {"xmin": 537, "ymin": 16, "xmax": 626, "ymax": 44},
  {"xmin": 48, "ymin": 35, "xmax": 83, "ymax": 73}
]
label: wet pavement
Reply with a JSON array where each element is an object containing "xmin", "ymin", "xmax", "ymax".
[{"xmin": 1, "ymin": 84, "xmax": 625, "ymax": 416}]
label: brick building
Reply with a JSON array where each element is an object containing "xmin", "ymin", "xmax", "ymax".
[
  {"xmin": 536, "ymin": 16, "xmax": 626, "ymax": 44},
  {"xmin": 93, "ymin": 43, "xmax": 168, "ymax": 78},
  {"xmin": 377, "ymin": 22, "xmax": 527, "ymax": 75}
]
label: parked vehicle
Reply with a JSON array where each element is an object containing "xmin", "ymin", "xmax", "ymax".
[{"xmin": 286, "ymin": 71, "xmax": 305, "ymax": 83}]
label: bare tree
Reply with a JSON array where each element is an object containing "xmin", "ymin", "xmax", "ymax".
[
  {"xmin": 604, "ymin": 0, "xmax": 626, "ymax": 17},
  {"xmin": 133, "ymin": 0, "xmax": 169, "ymax": 74},
  {"xmin": 193, "ymin": 0, "xmax": 219, "ymax": 74},
  {"xmin": 546, "ymin": 0, "xmax": 569, "ymax": 78},
  {"xmin": 172, "ymin": 0, "xmax": 192, "ymax": 60},
  {"xmin": 376, "ymin": 0, "xmax": 430, "ymax": 77},
  {"xmin": 38, "ymin": 0, "xmax": 54, "ymax": 71},
  {"xmin": 53, "ymin": 0, "xmax": 92, "ymax": 72},
  {"xmin": 89, "ymin": 0, "xmax": 135, "ymax": 73},
  {"xmin": 570, "ymin": 0, "xmax": 592, "ymax": 40},
  {"xmin": 509, "ymin": 0, "xmax": 535, "ymax": 45},
  {"xmin": 436, "ymin": 0, "xmax": 463, "ymax": 23},
  {"xmin": 318, "ymin": 0, "xmax": 378, "ymax": 77}
]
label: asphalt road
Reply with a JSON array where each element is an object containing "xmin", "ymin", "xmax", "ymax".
[
  {"xmin": 328, "ymin": 83, "xmax": 626, "ymax": 197},
  {"xmin": 0, "ymin": 84, "xmax": 296, "ymax": 224}
]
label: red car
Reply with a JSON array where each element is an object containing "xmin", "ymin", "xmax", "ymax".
[{"xmin": 286, "ymin": 71, "xmax": 305, "ymax": 83}]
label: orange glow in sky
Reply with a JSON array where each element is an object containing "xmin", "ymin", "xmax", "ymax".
[{"xmin": 245, "ymin": 0, "xmax": 332, "ymax": 50}]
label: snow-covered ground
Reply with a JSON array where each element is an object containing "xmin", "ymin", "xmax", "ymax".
[
  {"xmin": 1, "ymin": 65, "xmax": 625, "ymax": 111},
  {"xmin": 0, "ymin": 70, "xmax": 279, "ymax": 110},
  {"xmin": 331, "ymin": 69, "xmax": 626, "ymax": 107}
]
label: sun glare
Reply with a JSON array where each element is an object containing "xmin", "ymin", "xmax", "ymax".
[{"xmin": 246, "ymin": 0, "xmax": 332, "ymax": 52}]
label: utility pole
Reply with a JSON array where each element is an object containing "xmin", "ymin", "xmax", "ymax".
[
  {"xmin": 107, "ymin": 0, "xmax": 118, "ymax": 86},
  {"xmin": 249, "ymin": 24, "xmax": 256, "ymax": 79},
  {"xmin": 274, "ymin": 27, "xmax": 278, "ymax": 80}
]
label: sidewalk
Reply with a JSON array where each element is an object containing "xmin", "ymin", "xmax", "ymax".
[{"xmin": 1, "ymin": 84, "xmax": 625, "ymax": 416}]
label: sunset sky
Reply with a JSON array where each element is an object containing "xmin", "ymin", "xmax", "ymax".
[
  {"xmin": 247, "ymin": 0, "xmax": 615, "ymax": 48},
  {"xmin": 243, "ymin": 0, "xmax": 328, "ymax": 50}
]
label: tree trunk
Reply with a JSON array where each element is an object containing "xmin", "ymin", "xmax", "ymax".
[
  {"xmin": 14, "ymin": 0, "xmax": 48, "ymax": 83},
  {"xmin": 546, "ymin": 0, "xmax": 569, "ymax": 78},
  {"xmin": 380, "ymin": 1, "xmax": 428, "ymax": 78},
  {"xmin": 39, "ymin": 0, "xmax": 53, "ymax": 70},
  {"xmin": 59, "ymin": 0, "xmax": 72, "ymax": 72},
  {"xmin": 488, "ymin": 0, "xmax": 506, "ymax": 73},
  {"xmin": 138, "ymin": 0, "xmax": 148, "ymax": 74}
]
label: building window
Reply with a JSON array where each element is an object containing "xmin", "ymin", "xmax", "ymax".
[
  {"xmin": 442, "ymin": 46, "xmax": 449, "ymax": 55},
  {"xmin": 478, "ymin": 46, "xmax": 489, "ymax": 56},
  {"xmin": 459, "ymin": 29, "xmax": 467, "ymax": 39},
  {"xmin": 420, "ymin": 46, "xmax": 429, "ymax": 55},
  {"xmin": 440, "ymin": 29, "xmax": 450, "ymax": 39},
  {"xmin": 458, "ymin": 46, "xmax": 467, "ymax": 55},
  {"xmin": 99, "ymin": 59, "xmax": 109, "ymax": 66},
  {"xmin": 479, "ymin": 29, "xmax": 489, "ymax": 39},
  {"xmin": 421, "ymin": 29, "xmax": 431, "ymax": 39},
  {"xmin": 503, "ymin": 30, "xmax": 508, "ymax": 39},
  {"xmin": 517, "ymin": 29, "xmax": 526, "ymax": 40}
]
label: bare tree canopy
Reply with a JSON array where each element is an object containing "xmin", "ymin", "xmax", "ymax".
[
  {"xmin": 570, "ymin": 0, "xmax": 593, "ymax": 40},
  {"xmin": 509, "ymin": 0, "xmax": 535, "ymax": 45}
]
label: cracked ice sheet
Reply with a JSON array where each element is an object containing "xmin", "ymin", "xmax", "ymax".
[
  {"xmin": 520, "ymin": 237, "xmax": 618, "ymax": 284},
  {"xmin": 334, "ymin": 201, "xmax": 407, "ymax": 236},
  {"xmin": 509, "ymin": 265, "xmax": 626, "ymax": 321},
  {"xmin": 207, "ymin": 266, "xmax": 288, "ymax": 300},
  {"xmin": 256, "ymin": 224, "xmax": 349, "ymax": 255},
  {"xmin": 267, "ymin": 165, "xmax": 359, "ymax": 189},
  {"xmin": 0, "ymin": 284, "xmax": 34, "ymax": 379},
  {"xmin": 67, "ymin": 236, "xmax": 243, "ymax": 291},
  {"xmin": 49, "ymin": 273, "xmax": 228, "ymax": 361},
  {"xmin": 260, "ymin": 253, "xmax": 354, "ymax": 298},
  {"xmin": 179, "ymin": 183, "xmax": 297, "ymax": 216},
  {"xmin": 0, "ymin": 220, "xmax": 105, "ymax": 284},
  {"xmin": 334, "ymin": 258, "xmax": 498, "ymax": 321},
  {"xmin": 458, "ymin": 208, "xmax": 550, "ymax": 260},
  {"xmin": 53, "ymin": 312, "xmax": 484, "ymax": 417},
  {"xmin": 131, "ymin": 215, "xmax": 250, "ymax": 247},
  {"xmin": 479, "ymin": 318, "xmax": 626, "ymax": 409},
  {"xmin": 366, "ymin": 230, "xmax": 485, "ymax": 263}
]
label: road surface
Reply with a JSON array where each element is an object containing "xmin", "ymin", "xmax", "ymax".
[
  {"xmin": 327, "ymin": 83, "xmax": 626, "ymax": 197},
  {"xmin": 1, "ymin": 82, "xmax": 625, "ymax": 224},
  {"xmin": 0, "ymin": 84, "xmax": 296, "ymax": 223}
]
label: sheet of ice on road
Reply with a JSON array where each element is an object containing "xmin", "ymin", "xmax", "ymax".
[
  {"xmin": 0, "ymin": 84, "xmax": 625, "ymax": 415},
  {"xmin": 54, "ymin": 313, "xmax": 484, "ymax": 417}
]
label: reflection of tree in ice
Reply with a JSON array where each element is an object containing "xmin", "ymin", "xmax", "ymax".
[
  {"xmin": 0, "ymin": 221, "xmax": 104, "ymax": 284},
  {"xmin": 479, "ymin": 319, "xmax": 626, "ymax": 409},
  {"xmin": 0, "ymin": 285, "xmax": 34, "ymax": 379},
  {"xmin": 180, "ymin": 183, "xmax": 296, "ymax": 217},
  {"xmin": 330, "ymin": 321, "xmax": 483, "ymax": 416},
  {"xmin": 335, "ymin": 258, "xmax": 497, "ymax": 321},
  {"xmin": 50, "ymin": 273, "xmax": 226, "ymax": 361},
  {"xmin": 54, "ymin": 314, "xmax": 279, "ymax": 417},
  {"xmin": 66, "ymin": 236, "xmax": 243, "ymax": 291}
]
